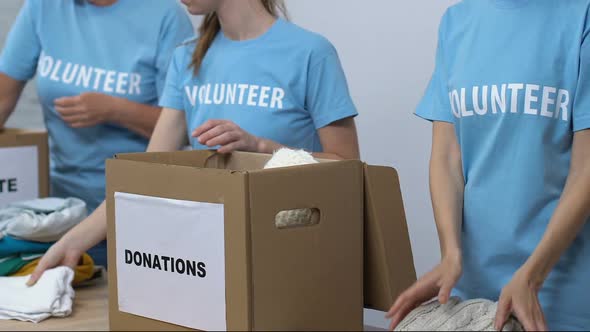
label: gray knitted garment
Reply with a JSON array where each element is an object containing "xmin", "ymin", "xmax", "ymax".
[{"xmin": 394, "ymin": 297, "xmax": 524, "ymax": 331}]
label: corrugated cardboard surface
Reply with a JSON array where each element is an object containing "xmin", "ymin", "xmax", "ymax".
[
  {"xmin": 0, "ymin": 128, "xmax": 49, "ymax": 198},
  {"xmin": 363, "ymin": 165, "xmax": 416, "ymax": 311},
  {"xmin": 106, "ymin": 152, "xmax": 366, "ymax": 331},
  {"xmin": 106, "ymin": 151, "xmax": 416, "ymax": 330},
  {"xmin": 247, "ymin": 161, "xmax": 364, "ymax": 331},
  {"xmin": 106, "ymin": 158, "xmax": 252, "ymax": 331}
]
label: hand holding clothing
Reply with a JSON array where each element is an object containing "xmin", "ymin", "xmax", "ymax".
[
  {"xmin": 495, "ymin": 268, "xmax": 547, "ymax": 332},
  {"xmin": 386, "ymin": 254, "xmax": 462, "ymax": 331},
  {"xmin": 26, "ymin": 241, "xmax": 82, "ymax": 287}
]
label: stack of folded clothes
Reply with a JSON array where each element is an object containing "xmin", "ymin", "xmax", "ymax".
[
  {"xmin": 0, "ymin": 266, "xmax": 75, "ymax": 323},
  {"xmin": 0, "ymin": 197, "xmax": 95, "ymax": 284}
]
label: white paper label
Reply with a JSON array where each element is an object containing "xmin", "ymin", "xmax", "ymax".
[
  {"xmin": 114, "ymin": 192, "xmax": 226, "ymax": 331},
  {"xmin": 0, "ymin": 146, "xmax": 39, "ymax": 206}
]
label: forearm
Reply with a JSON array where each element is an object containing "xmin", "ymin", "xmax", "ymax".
[
  {"xmin": 146, "ymin": 108, "xmax": 188, "ymax": 152},
  {"xmin": 429, "ymin": 122, "xmax": 465, "ymax": 259},
  {"xmin": 256, "ymin": 118, "xmax": 360, "ymax": 160},
  {"xmin": 0, "ymin": 73, "xmax": 26, "ymax": 128},
  {"xmin": 430, "ymin": 155, "xmax": 465, "ymax": 259},
  {"xmin": 522, "ymin": 135, "xmax": 590, "ymax": 285},
  {"xmin": 257, "ymin": 138, "xmax": 358, "ymax": 160},
  {"xmin": 57, "ymin": 201, "xmax": 108, "ymax": 253},
  {"xmin": 108, "ymin": 96, "xmax": 162, "ymax": 139},
  {"xmin": 0, "ymin": 97, "xmax": 13, "ymax": 127}
]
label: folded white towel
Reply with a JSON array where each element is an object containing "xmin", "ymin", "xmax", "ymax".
[
  {"xmin": 0, "ymin": 267, "xmax": 75, "ymax": 323},
  {"xmin": 0, "ymin": 198, "xmax": 87, "ymax": 242}
]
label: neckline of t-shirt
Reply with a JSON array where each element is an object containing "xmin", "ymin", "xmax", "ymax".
[
  {"xmin": 218, "ymin": 17, "xmax": 284, "ymax": 46},
  {"xmin": 79, "ymin": 0, "xmax": 125, "ymax": 13},
  {"xmin": 488, "ymin": 0, "xmax": 531, "ymax": 9}
]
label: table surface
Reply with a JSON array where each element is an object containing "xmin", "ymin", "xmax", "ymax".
[
  {"xmin": 0, "ymin": 280, "xmax": 385, "ymax": 331},
  {"xmin": 0, "ymin": 280, "xmax": 109, "ymax": 331}
]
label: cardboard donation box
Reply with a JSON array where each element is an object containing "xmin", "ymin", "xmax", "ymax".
[
  {"xmin": 0, "ymin": 129, "xmax": 49, "ymax": 206},
  {"xmin": 106, "ymin": 150, "xmax": 416, "ymax": 331}
]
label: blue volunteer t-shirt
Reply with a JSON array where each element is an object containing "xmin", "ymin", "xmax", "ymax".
[
  {"xmin": 160, "ymin": 18, "xmax": 357, "ymax": 152},
  {"xmin": 0, "ymin": 0, "xmax": 194, "ymax": 212},
  {"xmin": 416, "ymin": 0, "xmax": 590, "ymax": 330}
]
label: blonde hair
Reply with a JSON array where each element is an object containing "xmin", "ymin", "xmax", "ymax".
[{"xmin": 190, "ymin": 0, "xmax": 288, "ymax": 75}]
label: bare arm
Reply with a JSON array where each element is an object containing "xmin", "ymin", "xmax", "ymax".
[
  {"xmin": 145, "ymin": 108, "xmax": 188, "ymax": 151},
  {"xmin": 258, "ymin": 117, "xmax": 360, "ymax": 160},
  {"xmin": 430, "ymin": 121, "xmax": 464, "ymax": 260},
  {"xmin": 521, "ymin": 129, "xmax": 590, "ymax": 284},
  {"xmin": 28, "ymin": 108, "xmax": 187, "ymax": 284},
  {"xmin": 494, "ymin": 129, "xmax": 590, "ymax": 331},
  {"xmin": 194, "ymin": 117, "xmax": 361, "ymax": 160},
  {"xmin": 386, "ymin": 121, "xmax": 464, "ymax": 329},
  {"xmin": 0, "ymin": 73, "xmax": 26, "ymax": 129},
  {"xmin": 54, "ymin": 107, "xmax": 187, "ymax": 250},
  {"xmin": 108, "ymin": 97, "xmax": 163, "ymax": 139},
  {"xmin": 54, "ymin": 93, "xmax": 162, "ymax": 139}
]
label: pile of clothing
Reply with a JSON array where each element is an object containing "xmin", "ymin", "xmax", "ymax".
[
  {"xmin": 394, "ymin": 297, "xmax": 524, "ymax": 331},
  {"xmin": 0, "ymin": 197, "xmax": 96, "ymax": 323}
]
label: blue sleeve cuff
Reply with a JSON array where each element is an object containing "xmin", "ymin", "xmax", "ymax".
[
  {"xmin": 313, "ymin": 105, "xmax": 358, "ymax": 129},
  {"xmin": 158, "ymin": 95, "xmax": 184, "ymax": 112},
  {"xmin": 0, "ymin": 63, "xmax": 34, "ymax": 82},
  {"xmin": 414, "ymin": 109, "xmax": 455, "ymax": 124}
]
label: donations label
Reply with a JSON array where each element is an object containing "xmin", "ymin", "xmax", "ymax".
[
  {"xmin": 0, "ymin": 146, "xmax": 39, "ymax": 206},
  {"xmin": 114, "ymin": 192, "xmax": 226, "ymax": 331}
]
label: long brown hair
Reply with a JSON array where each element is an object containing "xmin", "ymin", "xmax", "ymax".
[{"xmin": 190, "ymin": 0, "xmax": 287, "ymax": 76}]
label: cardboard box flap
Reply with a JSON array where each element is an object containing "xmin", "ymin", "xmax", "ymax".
[
  {"xmin": 114, "ymin": 150, "xmax": 334, "ymax": 173},
  {"xmin": 115, "ymin": 150, "xmax": 218, "ymax": 169},
  {"xmin": 364, "ymin": 165, "xmax": 416, "ymax": 311},
  {"xmin": 114, "ymin": 150, "xmax": 269, "ymax": 171},
  {"xmin": 219, "ymin": 151, "xmax": 270, "ymax": 171},
  {"xmin": 0, "ymin": 128, "xmax": 47, "ymax": 143}
]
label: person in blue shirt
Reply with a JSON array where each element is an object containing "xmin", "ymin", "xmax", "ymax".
[
  {"xmin": 26, "ymin": 0, "xmax": 359, "ymax": 284},
  {"xmin": 0, "ymin": 0, "xmax": 194, "ymax": 267},
  {"xmin": 387, "ymin": 1, "xmax": 590, "ymax": 331}
]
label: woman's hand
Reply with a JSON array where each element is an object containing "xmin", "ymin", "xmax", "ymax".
[
  {"xmin": 386, "ymin": 254, "xmax": 462, "ymax": 331},
  {"xmin": 495, "ymin": 268, "xmax": 548, "ymax": 331},
  {"xmin": 54, "ymin": 92, "xmax": 116, "ymax": 128},
  {"xmin": 26, "ymin": 241, "xmax": 83, "ymax": 286},
  {"xmin": 192, "ymin": 119, "xmax": 262, "ymax": 153}
]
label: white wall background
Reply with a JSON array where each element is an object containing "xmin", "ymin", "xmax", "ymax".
[{"xmin": 1, "ymin": 0, "xmax": 459, "ymax": 329}]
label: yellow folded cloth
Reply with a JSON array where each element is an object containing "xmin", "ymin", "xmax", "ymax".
[{"xmin": 10, "ymin": 253, "xmax": 94, "ymax": 285}]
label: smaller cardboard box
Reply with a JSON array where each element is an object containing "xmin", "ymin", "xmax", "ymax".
[{"xmin": 0, "ymin": 128, "xmax": 49, "ymax": 206}]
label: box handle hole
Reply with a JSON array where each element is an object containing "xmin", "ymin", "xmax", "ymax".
[{"xmin": 275, "ymin": 208, "xmax": 320, "ymax": 229}]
